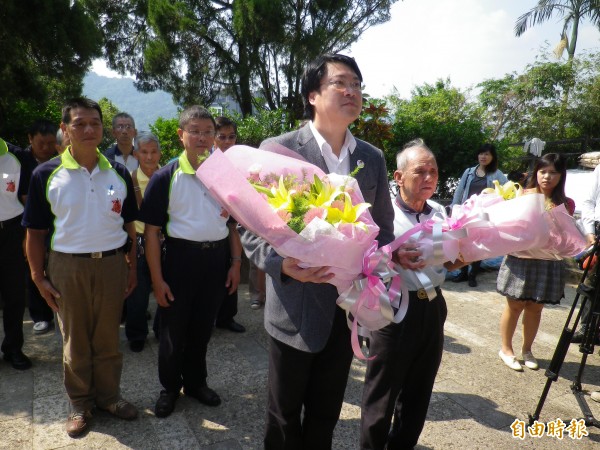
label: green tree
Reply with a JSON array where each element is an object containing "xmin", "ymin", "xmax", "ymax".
[
  {"xmin": 150, "ymin": 117, "xmax": 182, "ymax": 166},
  {"xmin": 235, "ymin": 108, "xmax": 295, "ymax": 147},
  {"xmin": 350, "ymin": 99, "xmax": 394, "ymax": 153},
  {"xmin": 515, "ymin": 0, "xmax": 600, "ymax": 62},
  {"xmin": 83, "ymin": 0, "xmax": 398, "ymax": 118},
  {"xmin": 387, "ymin": 80, "xmax": 492, "ymax": 198},
  {"xmin": 515, "ymin": 1, "xmax": 600, "ymax": 132},
  {"xmin": 477, "ymin": 56, "xmax": 576, "ymax": 141},
  {"xmin": 0, "ymin": 1, "xmax": 102, "ymax": 145},
  {"xmin": 477, "ymin": 51, "xmax": 600, "ymax": 146},
  {"xmin": 98, "ymin": 97, "xmax": 121, "ymax": 151}
]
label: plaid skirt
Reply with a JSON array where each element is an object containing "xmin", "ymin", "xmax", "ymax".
[{"xmin": 496, "ymin": 255, "xmax": 565, "ymax": 304}]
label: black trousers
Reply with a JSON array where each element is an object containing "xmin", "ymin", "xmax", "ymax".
[
  {"xmin": 0, "ymin": 217, "xmax": 26, "ymax": 355},
  {"xmin": 216, "ymin": 239, "xmax": 238, "ymax": 325},
  {"xmin": 157, "ymin": 239, "xmax": 227, "ymax": 393},
  {"xmin": 361, "ymin": 290, "xmax": 447, "ymax": 450},
  {"xmin": 264, "ymin": 307, "xmax": 354, "ymax": 450}
]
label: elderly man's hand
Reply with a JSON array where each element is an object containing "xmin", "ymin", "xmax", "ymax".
[
  {"xmin": 281, "ymin": 257, "xmax": 334, "ymax": 284},
  {"xmin": 394, "ymin": 243, "xmax": 426, "ymax": 271}
]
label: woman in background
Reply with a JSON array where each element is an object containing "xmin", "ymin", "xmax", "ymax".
[
  {"xmin": 497, "ymin": 153, "xmax": 575, "ymax": 371},
  {"xmin": 452, "ymin": 143, "xmax": 508, "ymax": 287}
]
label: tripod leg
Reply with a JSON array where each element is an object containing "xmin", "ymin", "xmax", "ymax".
[{"xmin": 530, "ymin": 225, "xmax": 600, "ymax": 425}]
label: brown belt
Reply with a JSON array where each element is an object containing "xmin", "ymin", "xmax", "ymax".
[{"xmin": 56, "ymin": 247, "xmax": 123, "ymax": 259}]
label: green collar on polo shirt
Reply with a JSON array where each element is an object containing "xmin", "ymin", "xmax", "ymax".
[
  {"xmin": 0, "ymin": 138, "xmax": 7, "ymax": 156},
  {"xmin": 61, "ymin": 148, "xmax": 112, "ymax": 170},
  {"xmin": 178, "ymin": 151, "xmax": 195, "ymax": 175}
]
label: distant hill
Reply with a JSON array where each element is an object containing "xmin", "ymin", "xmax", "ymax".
[{"xmin": 83, "ymin": 72, "xmax": 179, "ymax": 130}]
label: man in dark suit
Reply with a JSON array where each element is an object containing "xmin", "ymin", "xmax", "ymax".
[{"xmin": 240, "ymin": 54, "xmax": 395, "ymax": 449}]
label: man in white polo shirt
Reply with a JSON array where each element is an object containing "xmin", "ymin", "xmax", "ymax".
[
  {"xmin": 0, "ymin": 137, "xmax": 32, "ymax": 370},
  {"xmin": 140, "ymin": 105, "xmax": 241, "ymax": 418},
  {"xmin": 23, "ymin": 98, "xmax": 139, "ymax": 437}
]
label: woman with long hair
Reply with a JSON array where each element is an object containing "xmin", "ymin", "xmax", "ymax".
[
  {"xmin": 452, "ymin": 143, "xmax": 508, "ymax": 287},
  {"xmin": 497, "ymin": 153, "xmax": 575, "ymax": 371}
]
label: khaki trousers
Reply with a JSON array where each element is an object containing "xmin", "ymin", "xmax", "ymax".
[{"xmin": 48, "ymin": 251, "xmax": 127, "ymax": 412}]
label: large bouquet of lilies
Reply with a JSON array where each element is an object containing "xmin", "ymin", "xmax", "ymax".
[
  {"xmin": 196, "ymin": 144, "xmax": 380, "ymax": 293},
  {"xmin": 449, "ymin": 180, "xmax": 586, "ymax": 261}
]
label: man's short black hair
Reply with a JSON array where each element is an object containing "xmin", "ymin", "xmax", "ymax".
[
  {"xmin": 28, "ymin": 119, "xmax": 58, "ymax": 137},
  {"xmin": 62, "ymin": 98, "xmax": 103, "ymax": 124},
  {"xmin": 179, "ymin": 105, "xmax": 215, "ymax": 129},
  {"xmin": 301, "ymin": 54, "xmax": 363, "ymax": 120},
  {"xmin": 111, "ymin": 112, "xmax": 136, "ymax": 129},
  {"xmin": 215, "ymin": 116, "xmax": 237, "ymax": 133}
]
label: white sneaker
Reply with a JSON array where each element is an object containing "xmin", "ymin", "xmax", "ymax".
[
  {"xmin": 591, "ymin": 391, "xmax": 600, "ymax": 403},
  {"xmin": 499, "ymin": 350, "xmax": 523, "ymax": 371},
  {"xmin": 522, "ymin": 351, "xmax": 539, "ymax": 370},
  {"xmin": 33, "ymin": 321, "xmax": 50, "ymax": 335},
  {"xmin": 250, "ymin": 300, "xmax": 264, "ymax": 310}
]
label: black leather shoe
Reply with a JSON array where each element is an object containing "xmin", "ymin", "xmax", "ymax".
[
  {"xmin": 3, "ymin": 351, "xmax": 32, "ymax": 370},
  {"xmin": 129, "ymin": 340, "xmax": 145, "ymax": 352},
  {"xmin": 216, "ymin": 320, "xmax": 246, "ymax": 333},
  {"xmin": 184, "ymin": 386, "xmax": 221, "ymax": 407},
  {"xmin": 154, "ymin": 391, "xmax": 179, "ymax": 418}
]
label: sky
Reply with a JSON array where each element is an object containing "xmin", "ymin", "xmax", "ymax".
[
  {"xmin": 92, "ymin": 0, "xmax": 600, "ymax": 99},
  {"xmin": 349, "ymin": 0, "xmax": 600, "ymax": 98}
]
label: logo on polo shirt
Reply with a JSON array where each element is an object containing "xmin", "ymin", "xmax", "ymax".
[
  {"xmin": 6, "ymin": 180, "xmax": 15, "ymax": 192},
  {"xmin": 111, "ymin": 199, "xmax": 122, "ymax": 214}
]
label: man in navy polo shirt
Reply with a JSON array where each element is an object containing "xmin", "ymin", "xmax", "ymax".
[
  {"xmin": 104, "ymin": 112, "xmax": 138, "ymax": 172},
  {"xmin": 17, "ymin": 119, "xmax": 59, "ymax": 335},
  {"xmin": 23, "ymin": 98, "xmax": 139, "ymax": 437},
  {"xmin": 0, "ymin": 137, "xmax": 32, "ymax": 371},
  {"xmin": 140, "ymin": 105, "xmax": 241, "ymax": 418}
]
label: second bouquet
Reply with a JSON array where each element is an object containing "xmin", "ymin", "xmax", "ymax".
[{"xmin": 196, "ymin": 144, "xmax": 381, "ymax": 294}]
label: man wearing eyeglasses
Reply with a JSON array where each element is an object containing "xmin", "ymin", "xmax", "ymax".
[
  {"xmin": 241, "ymin": 54, "xmax": 395, "ymax": 449},
  {"xmin": 104, "ymin": 112, "xmax": 139, "ymax": 172},
  {"xmin": 140, "ymin": 105, "xmax": 241, "ymax": 418}
]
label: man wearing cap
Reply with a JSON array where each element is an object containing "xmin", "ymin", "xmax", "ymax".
[{"xmin": 23, "ymin": 98, "xmax": 139, "ymax": 437}]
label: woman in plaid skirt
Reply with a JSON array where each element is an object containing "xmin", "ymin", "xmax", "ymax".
[{"xmin": 497, "ymin": 153, "xmax": 575, "ymax": 371}]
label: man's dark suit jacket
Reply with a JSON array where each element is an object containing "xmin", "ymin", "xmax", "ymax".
[{"xmin": 240, "ymin": 125, "xmax": 395, "ymax": 353}]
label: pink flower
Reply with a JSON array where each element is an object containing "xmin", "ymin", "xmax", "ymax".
[
  {"xmin": 304, "ymin": 207, "xmax": 326, "ymax": 225},
  {"xmin": 248, "ymin": 172, "xmax": 261, "ymax": 183},
  {"xmin": 277, "ymin": 209, "xmax": 291, "ymax": 222},
  {"xmin": 331, "ymin": 200, "xmax": 345, "ymax": 211}
]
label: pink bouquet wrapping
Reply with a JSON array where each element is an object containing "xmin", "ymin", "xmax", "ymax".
[
  {"xmin": 195, "ymin": 145, "xmax": 380, "ymax": 294},
  {"xmin": 450, "ymin": 192, "xmax": 551, "ymax": 262},
  {"xmin": 540, "ymin": 203, "xmax": 587, "ymax": 257},
  {"xmin": 511, "ymin": 203, "xmax": 587, "ymax": 260}
]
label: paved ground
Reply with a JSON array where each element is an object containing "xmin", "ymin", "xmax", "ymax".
[{"xmin": 2, "ymin": 269, "xmax": 600, "ymax": 449}]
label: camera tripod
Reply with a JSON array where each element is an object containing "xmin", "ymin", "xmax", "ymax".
[{"xmin": 529, "ymin": 226, "xmax": 600, "ymax": 428}]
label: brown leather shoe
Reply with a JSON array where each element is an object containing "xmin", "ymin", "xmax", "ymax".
[
  {"xmin": 101, "ymin": 399, "xmax": 138, "ymax": 420},
  {"xmin": 66, "ymin": 411, "xmax": 91, "ymax": 437}
]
